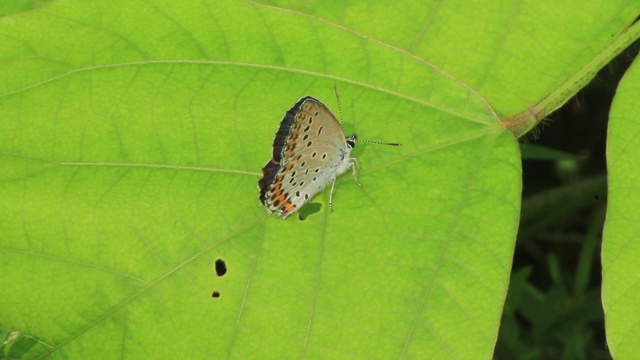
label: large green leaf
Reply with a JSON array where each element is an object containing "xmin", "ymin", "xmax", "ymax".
[
  {"xmin": 0, "ymin": 0, "xmax": 637, "ymax": 358},
  {"xmin": 602, "ymin": 48, "xmax": 640, "ymax": 358},
  {"xmin": 0, "ymin": 0, "xmax": 48, "ymax": 17}
]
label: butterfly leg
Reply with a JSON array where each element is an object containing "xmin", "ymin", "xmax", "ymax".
[
  {"xmin": 329, "ymin": 158, "xmax": 360, "ymax": 212},
  {"xmin": 329, "ymin": 179, "xmax": 336, "ymax": 211},
  {"xmin": 350, "ymin": 157, "xmax": 362, "ymax": 187}
]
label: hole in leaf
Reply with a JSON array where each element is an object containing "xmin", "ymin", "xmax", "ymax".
[
  {"xmin": 212, "ymin": 291, "xmax": 221, "ymax": 298},
  {"xmin": 297, "ymin": 202, "xmax": 321, "ymax": 221},
  {"xmin": 215, "ymin": 259, "xmax": 227, "ymax": 277}
]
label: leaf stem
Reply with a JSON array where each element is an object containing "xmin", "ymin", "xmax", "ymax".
[{"xmin": 503, "ymin": 19, "xmax": 640, "ymax": 138}]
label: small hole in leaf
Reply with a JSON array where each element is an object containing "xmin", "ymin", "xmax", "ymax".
[
  {"xmin": 297, "ymin": 202, "xmax": 322, "ymax": 221},
  {"xmin": 215, "ymin": 259, "xmax": 227, "ymax": 277},
  {"xmin": 212, "ymin": 291, "xmax": 221, "ymax": 298}
]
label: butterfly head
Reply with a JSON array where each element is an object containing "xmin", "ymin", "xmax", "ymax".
[{"xmin": 346, "ymin": 134, "xmax": 357, "ymax": 149}]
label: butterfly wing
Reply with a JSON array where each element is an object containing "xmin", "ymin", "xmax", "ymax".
[{"xmin": 259, "ymin": 97, "xmax": 351, "ymax": 218}]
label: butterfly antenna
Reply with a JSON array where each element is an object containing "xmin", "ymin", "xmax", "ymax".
[
  {"xmin": 360, "ymin": 139, "xmax": 402, "ymax": 146},
  {"xmin": 334, "ymin": 84, "xmax": 401, "ymax": 147},
  {"xmin": 333, "ymin": 84, "xmax": 345, "ymax": 128}
]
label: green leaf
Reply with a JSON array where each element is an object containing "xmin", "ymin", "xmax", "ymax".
[
  {"xmin": 602, "ymin": 46, "xmax": 640, "ymax": 358},
  {"xmin": 0, "ymin": 0, "xmax": 49, "ymax": 17},
  {"xmin": 0, "ymin": 0, "xmax": 637, "ymax": 358},
  {"xmin": 519, "ymin": 145, "xmax": 585, "ymax": 161},
  {"xmin": 264, "ymin": 1, "xmax": 640, "ymax": 136}
]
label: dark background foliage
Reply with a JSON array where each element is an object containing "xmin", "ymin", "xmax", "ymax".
[{"xmin": 495, "ymin": 42, "xmax": 640, "ymax": 360}]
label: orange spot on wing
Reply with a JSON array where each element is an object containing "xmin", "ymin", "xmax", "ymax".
[
  {"xmin": 270, "ymin": 176, "xmax": 285, "ymax": 199},
  {"xmin": 272, "ymin": 193, "xmax": 288, "ymax": 207},
  {"xmin": 285, "ymin": 122, "xmax": 301, "ymax": 155},
  {"xmin": 281, "ymin": 200, "xmax": 296, "ymax": 213}
]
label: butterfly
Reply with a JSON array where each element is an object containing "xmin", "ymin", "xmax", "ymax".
[{"xmin": 258, "ymin": 96, "xmax": 399, "ymax": 218}]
